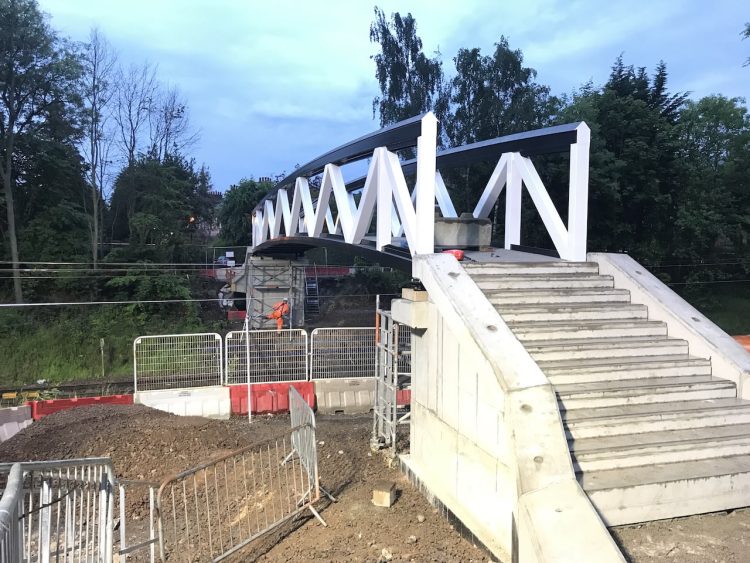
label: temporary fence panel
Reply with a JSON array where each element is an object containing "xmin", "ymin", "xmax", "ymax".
[
  {"xmin": 134, "ymin": 333, "xmax": 223, "ymax": 392},
  {"xmin": 224, "ymin": 329, "xmax": 308, "ymax": 385},
  {"xmin": 117, "ymin": 479, "xmax": 159, "ymax": 562},
  {"xmin": 0, "ymin": 464, "xmax": 21, "ymax": 562},
  {"xmin": 0, "ymin": 458, "xmax": 115, "ymax": 563},
  {"xmin": 397, "ymin": 326, "xmax": 413, "ymax": 379},
  {"xmin": 156, "ymin": 424, "xmax": 320, "ymax": 562},
  {"xmin": 309, "ymin": 328, "xmax": 377, "ymax": 379},
  {"xmin": 372, "ymin": 311, "xmax": 411, "ymax": 452},
  {"xmin": 287, "ymin": 387, "xmax": 319, "ymax": 493}
]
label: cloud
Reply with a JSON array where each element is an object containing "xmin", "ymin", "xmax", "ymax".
[{"xmin": 37, "ymin": 0, "xmax": 750, "ymax": 190}]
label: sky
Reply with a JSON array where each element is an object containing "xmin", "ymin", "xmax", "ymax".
[{"xmin": 39, "ymin": 0, "xmax": 750, "ymax": 191}]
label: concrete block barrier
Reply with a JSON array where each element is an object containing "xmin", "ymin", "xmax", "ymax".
[
  {"xmin": 314, "ymin": 378, "xmax": 375, "ymax": 414},
  {"xmin": 0, "ymin": 406, "xmax": 32, "ymax": 442},
  {"xmin": 134, "ymin": 386, "xmax": 231, "ymax": 420}
]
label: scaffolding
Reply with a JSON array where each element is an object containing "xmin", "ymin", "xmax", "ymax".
[
  {"xmin": 372, "ymin": 305, "xmax": 412, "ymax": 453},
  {"xmin": 237, "ymin": 256, "xmax": 306, "ymax": 330}
]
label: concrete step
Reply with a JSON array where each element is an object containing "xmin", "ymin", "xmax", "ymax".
[
  {"xmin": 511, "ymin": 320, "xmax": 667, "ymax": 343},
  {"xmin": 579, "ymin": 454, "xmax": 750, "ymax": 525},
  {"xmin": 525, "ymin": 336, "xmax": 688, "ymax": 362},
  {"xmin": 463, "ymin": 261, "xmax": 599, "ymax": 276},
  {"xmin": 487, "ymin": 288, "xmax": 631, "ymax": 306},
  {"xmin": 570, "ymin": 424, "xmax": 750, "ymax": 472},
  {"xmin": 556, "ymin": 375, "xmax": 736, "ymax": 409},
  {"xmin": 471, "ymin": 274, "xmax": 614, "ymax": 291},
  {"xmin": 541, "ymin": 354, "xmax": 711, "ymax": 384},
  {"xmin": 563, "ymin": 398, "xmax": 750, "ymax": 439},
  {"xmin": 497, "ymin": 303, "xmax": 648, "ymax": 323}
]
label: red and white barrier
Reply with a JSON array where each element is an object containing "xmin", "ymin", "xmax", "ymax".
[
  {"xmin": 26, "ymin": 395, "xmax": 133, "ymax": 421},
  {"xmin": 228, "ymin": 382, "xmax": 315, "ymax": 415}
]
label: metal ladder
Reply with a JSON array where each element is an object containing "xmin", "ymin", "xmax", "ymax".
[{"xmin": 304, "ymin": 267, "xmax": 320, "ymax": 317}]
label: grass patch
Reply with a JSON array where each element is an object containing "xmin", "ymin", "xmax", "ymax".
[
  {"xmin": 693, "ymin": 284, "xmax": 750, "ymax": 336},
  {"xmin": 0, "ymin": 306, "xmax": 229, "ymax": 386}
]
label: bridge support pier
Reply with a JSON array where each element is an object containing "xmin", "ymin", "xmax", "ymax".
[{"xmin": 231, "ymin": 254, "xmax": 306, "ymax": 329}]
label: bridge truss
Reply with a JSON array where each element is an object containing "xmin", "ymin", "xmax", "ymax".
[{"xmin": 251, "ymin": 113, "xmax": 590, "ymax": 262}]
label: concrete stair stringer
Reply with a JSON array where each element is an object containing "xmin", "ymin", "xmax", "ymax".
[
  {"xmin": 398, "ymin": 253, "xmax": 624, "ymax": 563},
  {"xmin": 465, "ymin": 253, "xmax": 750, "ymax": 531}
]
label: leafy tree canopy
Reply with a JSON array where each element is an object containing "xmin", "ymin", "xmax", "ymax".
[{"xmin": 218, "ymin": 178, "xmax": 272, "ymax": 246}]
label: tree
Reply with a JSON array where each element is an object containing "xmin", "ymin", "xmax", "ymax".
[
  {"xmin": 218, "ymin": 179, "xmax": 272, "ymax": 246},
  {"xmin": 148, "ymin": 85, "xmax": 199, "ymax": 161},
  {"xmin": 81, "ymin": 27, "xmax": 117, "ymax": 269},
  {"xmin": 445, "ymin": 38, "xmax": 557, "ymax": 147},
  {"xmin": 743, "ymin": 23, "xmax": 750, "ymax": 67},
  {"xmin": 674, "ymin": 96, "xmax": 750, "ymax": 273},
  {"xmin": 0, "ymin": 0, "xmax": 83, "ymax": 302},
  {"xmin": 114, "ymin": 62, "xmax": 157, "ymax": 165},
  {"xmin": 108, "ymin": 154, "xmax": 217, "ymax": 264},
  {"xmin": 558, "ymin": 58, "xmax": 689, "ymax": 265},
  {"xmin": 369, "ymin": 7, "xmax": 447, "ymax": 128}
]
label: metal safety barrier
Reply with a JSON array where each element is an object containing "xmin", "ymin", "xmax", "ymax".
[
  {"xmin": 117, "ymin": 479, "xmax": 159, "ymax": 562},
  {"xmin": 224, "ymin": 329, "xmax": 308, "ymax": 385},
  {"xmin": 156, "ymin": 423, "xmax": 322, "ymax": 562},
  {"xmin": 287, "ymin": 387, "xmax": 317, "ymax": 486},
  {"xmin": 372, "ymin": 311, "xmax": 412, "ymax": 452},
  {"xmin": 0, "ymin": 465, "xmax": 21, "ymax": 562},
  {"xmin": 134, "ymin": 333, "xmax": 223, "ymax": 392},
  {"xmin": 309, "ymin": 328, "xmax": 377, "ymax": 380},
  {"xmin": 397, "ymin": 325, "xmax": 412, "ymax": 378},
  {"xmin": 0, "ymin": 458, "xmax": 115, "ymax": 563}
]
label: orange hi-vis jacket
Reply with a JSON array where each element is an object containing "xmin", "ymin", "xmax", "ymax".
[{"xmin": 267, "ymin": 300, "xmax": 290, "ymax": 331}]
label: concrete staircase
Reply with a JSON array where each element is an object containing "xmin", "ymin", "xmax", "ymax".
[{"xmin": 465, "ymin": 260, "xmax": 750, "ymax": 526}]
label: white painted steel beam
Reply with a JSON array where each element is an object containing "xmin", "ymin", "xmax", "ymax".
[{"xmin": 251, "ymin": 114, "xmax": 591, "ymax": 262}]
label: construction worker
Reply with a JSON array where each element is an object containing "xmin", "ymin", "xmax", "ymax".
[{"xmin": 267, "ymin": 298, "xmax": 290, "ymax": 332}]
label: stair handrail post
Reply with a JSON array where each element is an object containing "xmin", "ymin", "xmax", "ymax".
[
  {"xmin": 414, "ymin": 112, "xmax": 437, "ymax": 255},
  {"xmin": 567, "ymin": 122, "xmax": 591, "ymax": 261},
  {"xmin": 504, "ymin": 153, "xmax": 522, "ymax": 251}
]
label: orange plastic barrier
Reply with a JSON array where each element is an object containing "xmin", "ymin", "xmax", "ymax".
[
  {"xmin": 228, "ymin": 382, "xmax": 315, "ymax": 415},
  {"xmin": 26, "ymin": 394, "xmax": 134, "ymax": 421},
  {"xmin": 734, "ymin": 336, "xmax": 750, "ymax": 352},
  {"xmin": 396, "ymin": 389, "xmax": 411, "ymax": 406},
  {"xmin": 442, "ymin": 249, "xmax": 465, "ymax": 261}
]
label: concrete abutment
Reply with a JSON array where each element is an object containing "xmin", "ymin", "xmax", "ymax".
[{"xmin": 397, "ymin": 253, "xmax": 623, "ymax": 562}]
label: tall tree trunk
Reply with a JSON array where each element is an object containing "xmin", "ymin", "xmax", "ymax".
[
  {"xmin": 91, "ymin": 181, "xmax": 99, "ymax": 269},
  {"xmin": 2, "ymin": 152, "xmax": 22, "ymax": 303}
]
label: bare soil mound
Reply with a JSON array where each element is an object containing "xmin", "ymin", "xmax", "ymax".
[
  {"xmin": 0, "ymin": 405, "xmax": 492, "ymax": 562},
  {"xmin": 0, "ymin": 404, "xmax": 280, "ymax": 480}
]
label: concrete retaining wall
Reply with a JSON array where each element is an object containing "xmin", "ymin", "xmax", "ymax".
[
  {"xmin": 592, "ymin": 253, "xmax": 750, "ymax": 398},
  {"xmin": 134, "ymin": 386, "xmax": 231, "ymax": 420},
  {"xmin": 0, "ymin": 406, "xmax": 32, "ymax": 442},
  {"xmin": 314, "ymin": 378, "xmax": 376, "ymax": 414},
  {"xmin": 405, "ymin": 254, "xmax": 623, "ymax": 562}
]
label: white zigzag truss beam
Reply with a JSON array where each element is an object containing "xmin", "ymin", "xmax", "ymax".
[{"xmin": 253, "ymin": 117, "xmax": 591, "ymax": 262}]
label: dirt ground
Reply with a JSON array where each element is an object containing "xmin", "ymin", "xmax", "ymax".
[
  {"xmin": 0, "ymin": 405, "xmax": 490, "ymax": 562},
  {"xmin": 5, "ymin": 405, "xmax": 750, "ymax": 562},
  {"xmin": 612, "ymin": 510, "xmax": 750, "ymax": 562}
]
